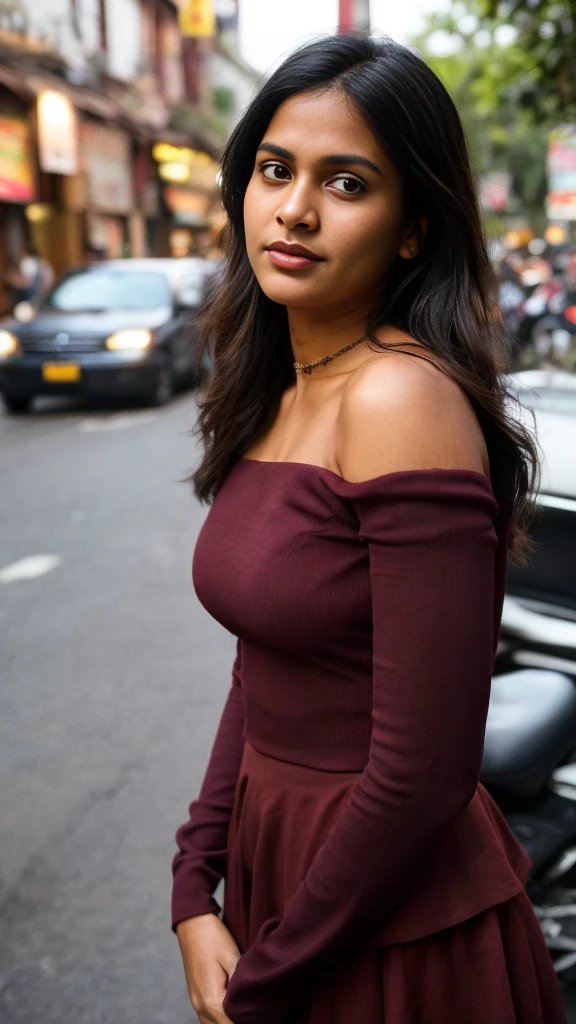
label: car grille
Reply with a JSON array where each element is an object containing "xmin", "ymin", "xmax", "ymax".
[{"xmin": 20, "ymin": 335, "xmax": 104, "ymax": 353}]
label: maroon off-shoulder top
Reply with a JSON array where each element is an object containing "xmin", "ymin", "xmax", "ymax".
[{"xmin": 171, "ymin": 457, "xmax": 532, "ymax": 1024}]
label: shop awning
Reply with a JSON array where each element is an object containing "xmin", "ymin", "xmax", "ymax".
[
  {"xmin": 0, "ymin": 64, "xmax": 119, "ymax": 121},
  {"xmin": 0, "ymin": 64, "xmax": 221, "ymax": 158}
]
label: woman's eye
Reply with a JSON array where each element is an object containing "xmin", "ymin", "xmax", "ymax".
[
  {"xmin": 330, "ymin": 176, "xmax": 365, "ymax": 195},
  {"xmin": 261, "ymin": 163, "xmax": 291, "ymax": 181}
]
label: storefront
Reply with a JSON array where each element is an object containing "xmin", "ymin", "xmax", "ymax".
[
  {"xmin": 133, "ymin": 144, "xmax": 161, "ymax": 256},
  {"xmin": 0, "ymin": 68, "xmax": 221, "ymax": 291},
  {"xmin": 0, "ymin": 108, "xmax": 36, "ymax": 311},
  {"xmin": 152, "ymin": 140, "xmax": 221, "ymax": 255},
  {"xmin": 163, "ymin": 183, "xmax": 211, "ymax": 254},
  {"xmin": 80, "ymin": 120, "xmax": 135, "ymax": 258}
]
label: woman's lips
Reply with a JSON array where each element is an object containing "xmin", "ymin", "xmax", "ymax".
[{"xmin": 266, "ymin": 249, "xmax": 321, "ymax": 270}]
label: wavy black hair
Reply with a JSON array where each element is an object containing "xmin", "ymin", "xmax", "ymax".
[{"xmin": 191, "ymin": 34, "xmax": 539, "ymax": 562}]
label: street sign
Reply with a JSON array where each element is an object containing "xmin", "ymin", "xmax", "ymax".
[
  {"xmin": 547, "ymin": 125, "xmax": 576, "ymax": 222},
  {"xmin": 178, "ymin": 0, "xmax": 215, "ymax": 37}
]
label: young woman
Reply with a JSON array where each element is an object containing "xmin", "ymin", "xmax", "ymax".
[{"xmin": 170, "ymin": 35, "xmax": 566, "ymax": 1024}]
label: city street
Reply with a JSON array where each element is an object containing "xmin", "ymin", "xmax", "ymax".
[
  {"xmin": 2, "ymin": 392, "xmax": 576, "ymax": 1024},
  {"xmin": 0, "ymin": 0, "xmax": 574, "ymax": 1019},
  {"xmin": 0, "ymin": 391, "xmax": 232, "ymax": 1024}
]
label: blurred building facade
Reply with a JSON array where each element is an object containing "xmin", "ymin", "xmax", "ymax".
[{"xmin": 0, "ymin": 0, "xmax": 256, "ymax": 309}]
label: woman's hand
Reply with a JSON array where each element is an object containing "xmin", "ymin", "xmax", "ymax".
[{"xmin": 176, "ymin": 913, "xmax": 241, "ymax": 1023}]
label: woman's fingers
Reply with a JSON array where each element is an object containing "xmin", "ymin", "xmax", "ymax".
[
  {"xmin": 220, "ymin": 947, "xmax": 240, "ymax": 979},
  {"xmin": 176, "ymin": 915, "xmax": 240, "ymax": 1023},
  {"xmin": 197, "ymin": 1003, "xmax": 234, "ymax": 1023},
  {"xmin": 190, "ymin": 972, "xmax": 227, "ymax": 1020},
  {"xmin": 189, "ymin": 958, "xmax": 236, "ymax": 1023},
  {"xmin": 196, "ymin": 948, "xmax": 239, "ymax": 1022}
]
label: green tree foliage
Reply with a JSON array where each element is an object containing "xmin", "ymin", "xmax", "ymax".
[
  {"xmin": 413, "ymin": 1, "xmax": 550, "ymax": 229},
  {"xmin": 482, "ymin": 0, "xmax": 576, "ymax": 121}
]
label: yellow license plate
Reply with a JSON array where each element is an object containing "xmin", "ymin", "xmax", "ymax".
[{"xmin": 42, "ymin": 363, "xmax": 81, "ymax": 382}]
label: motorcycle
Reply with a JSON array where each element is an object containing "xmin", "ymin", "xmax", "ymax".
[
  {"xmin": 481, "ymin": 477, "xmax": 576, "ymax": 984},
  {"xmin": 527, "ymin": 289, "xmax": 576, "ymax": 372},
  {"xmin": 515, "ymin": 279, "xmax": 565, "ymax": 354}
]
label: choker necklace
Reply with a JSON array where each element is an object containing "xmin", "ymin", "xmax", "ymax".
[{"xmin": 293, "ymin": 334, "xmax": 368, "ymax": 375}]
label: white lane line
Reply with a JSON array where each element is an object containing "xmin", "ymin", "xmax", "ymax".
[
  {"xmin": 78, "ymin": 412, "xmax": 158, "ymax": 432},
  {"xmin": 0, "ymin": 554, "xmax": 62, "ymax": 584}
]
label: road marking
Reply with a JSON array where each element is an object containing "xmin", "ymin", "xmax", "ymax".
[
  {"xmin": 0, "ymin": 554, "xmax": 62, "ymax": 584},
  {"xmin": 78, "ymin": 411, "xmax": 158, "ymax": 432}
]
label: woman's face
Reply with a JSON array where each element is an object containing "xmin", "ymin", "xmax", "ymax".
[{"xmin": 243, "ymin": 87, "xmax": 414, "ymax": 314}]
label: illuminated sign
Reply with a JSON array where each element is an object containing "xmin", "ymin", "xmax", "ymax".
[
  {"xmin": 153, "ymin": 142, "xmax": 219, "ymax": 189},
  {"xmin": 0, "ymin": 116, "xmax": 35, "ymax": 201},
  {"xmin": 152, "ymin": 142, "xmax": 212, "ymax": 165},
  {"xmin": 158, "ymin": 162, "xmax": 190, "ymax": 183},
  {"xmin": 37, "ymin": 91, "xmax": 79, "ymax": 175}
]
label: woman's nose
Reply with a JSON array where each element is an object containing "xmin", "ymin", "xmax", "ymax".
[{"xmin": 275, "ymin": 183, "xmax": 319, "ymax": 232}]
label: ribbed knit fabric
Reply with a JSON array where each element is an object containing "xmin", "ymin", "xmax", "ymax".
[{"xmin": 171, "ymin": 458, "xmax": 533, "ymax": 1024}]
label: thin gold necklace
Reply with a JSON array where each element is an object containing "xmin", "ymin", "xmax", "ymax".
[{"xmin": 293, "ymin": 334, "xmax": 368, "ymax": 375}]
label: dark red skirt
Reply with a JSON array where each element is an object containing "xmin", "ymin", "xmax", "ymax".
[{"xmin": 223, "ymin": 742, "xmax": 566, "ymax": 1024}]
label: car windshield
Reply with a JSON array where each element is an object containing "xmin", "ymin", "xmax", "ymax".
[{"xmin": 43, "ymin": 269, "xmax": 171, "ymax": 312}]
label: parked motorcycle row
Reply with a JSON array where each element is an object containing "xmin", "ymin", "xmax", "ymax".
[
  {"xmin": 497, "ymin": 244, "xmax": 576, "ymax": 375},
  {"xmin": 480, "ymin": 295, "xmax": 576, "ymax": 988}
]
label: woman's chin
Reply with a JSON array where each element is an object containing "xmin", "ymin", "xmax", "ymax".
[{"xmin": 257, "ymin": 277, "xmax": 332, "ymax": 309}]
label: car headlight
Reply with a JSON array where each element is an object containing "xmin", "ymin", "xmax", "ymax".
[
  {"xmin": 105, "ymin": 328, "xmax": 153, "ymax": 351},
  {"xmin": 0, "ymin": 329, "xmax": 20, "ymax": 357}
]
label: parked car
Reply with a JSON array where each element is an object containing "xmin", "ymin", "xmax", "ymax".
[
  {"xmin": 0, "ymin": 257, "xmax": 219, "ymax": 413},
  {"xmin": 498, "ymin": 367, "xmax": 576, "ymax": 666}
]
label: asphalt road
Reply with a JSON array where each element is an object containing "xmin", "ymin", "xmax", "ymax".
[
  {"xmin": 2, "ymin": 391, "xmax": 575, "ymax": 1024},
  {"xmin": 0, "ymin": 392, "xmax": 233, "ymax": 1024}
]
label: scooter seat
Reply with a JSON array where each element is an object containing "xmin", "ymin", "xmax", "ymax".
[{"xmin": 481, "ymin": 669, "xmax": 576, "ymax": 800}]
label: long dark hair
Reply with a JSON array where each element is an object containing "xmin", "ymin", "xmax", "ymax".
[{"xmin": 192, "ymin": 34, "xmax": 539, "ymax": 562}]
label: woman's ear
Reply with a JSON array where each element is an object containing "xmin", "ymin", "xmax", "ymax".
[{"xmin": 399, "ymin": 217, "xmax": 427, "ymax": 260}]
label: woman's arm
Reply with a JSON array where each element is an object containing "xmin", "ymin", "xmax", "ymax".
[{"xmin": 172, "ymin": 639, "xmax": 245, "ymax": 931}]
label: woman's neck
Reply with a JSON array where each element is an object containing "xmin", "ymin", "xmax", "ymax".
[{"xmin": 287, "ymin": 300, "xmax": 375, "ymax": 373}]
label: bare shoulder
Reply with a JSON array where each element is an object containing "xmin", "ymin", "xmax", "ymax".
[{"xmin": 335, "ymin": 346, "xmax": 489, "ymax": 482}]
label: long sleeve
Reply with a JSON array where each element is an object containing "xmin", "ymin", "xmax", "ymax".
[
  {"xmin": 223, "ymin": 472, "xmax": 500, "ymax": 1024},
  {"xmin": 171, "ymin": 638, "xmax": 245, "ymax": 931}
]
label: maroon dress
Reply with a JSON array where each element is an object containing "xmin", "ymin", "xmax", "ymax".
[{"xmin": 171, "ymin": 457, "xmax": 566, "ymax": 1024}]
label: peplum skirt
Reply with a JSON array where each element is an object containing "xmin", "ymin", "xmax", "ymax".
[{"xmin": 222, "ymin": 741, "xmax": 566, "ymax": 1024}]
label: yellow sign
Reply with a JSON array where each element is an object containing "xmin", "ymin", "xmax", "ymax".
[{"xmin": 178, "ymin": 0, "xmax": 215, "ymax": 37}]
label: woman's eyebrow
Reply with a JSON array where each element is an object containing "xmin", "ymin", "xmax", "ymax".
[
  {"xmin": 256, "ymin": 143, "xmax": 294, "ymax": 160},
  {"xmin": 256, "ymin": 142, "xmax": 382, "ymax": 177},
  {"xmin": 321, "ymin": 154, "xmax": 383, "ymax": 176}
]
